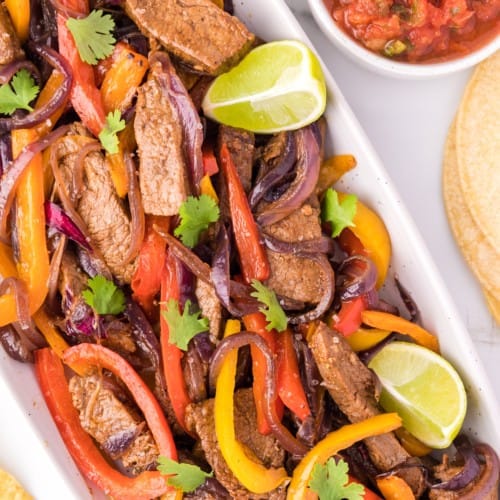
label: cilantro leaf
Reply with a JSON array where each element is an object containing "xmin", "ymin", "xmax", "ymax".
[
  {"xmin": 161, "ymin": 299, "xmax": 209, "ymax": 351},
  {"xmin": 98, "ymin": 110, "xmax": 126, "ymax": 154},
  {"xmin": 157, "ymin": 457, "xmax": 213, "ymax": 492},
  {"xmin": 174, "ymin": 195, "xmax": 220, "ymax": 248},
  {"xmin": 0, "ymin": 69, "xmax": 40, "ymax": 115},
  {"xmin": 82, "ymin": 275, "xmax": 126, "ymax": 315},
  {"xmin": 66, "ymin": 10, "xmax": 116, "ymax": 65},
  {"xmin": 321, "ymin": 188, "xmax": 357, "ymax": 238},
  {"xmin": 309, "ymin": 458, "xmax": 365, "ymax": 500},
  {"xmin": 250, "ymin": 280, "xmax": 287, "ymax": 332}
]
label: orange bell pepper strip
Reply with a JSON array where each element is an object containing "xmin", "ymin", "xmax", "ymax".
[
  {"xmin": 287, "ymin": 413, "xmax": 402, "ymax": 500},
  {"xmin": 36, "ymin": 347, "xmax": 174, "ymax": 500},
  {"xmin": 376, "ymin": 475, "xmax": 415, "ymax": 499},
  {"xmin": 200, "ymin": 175, "xmax": 219, "ymax": 203},
  {"xmin": 5, "ymin": 0, "xmax": 30, "ymax": 42},
  {"xmin": 329, "ymin": 295, "xmax": 367, "ymax": 337},
  {"xmin": 214, "ymin": 319, "xmax": 289, "ymax": 493},
  {"xmin": 219, "ymin": 143, "xmax": 270, "ymax": 283},
  {"xmin": 202, "ymin": 143, "xmax": 219, "ymax": 176},
  {"xmin": 56, "ymin": 0, "xmax": 106, "ymax": 137},
  {"xmin": 100, "ymin": 41, "xmax": 149, "ymax": 114},
  {"xmin": 338, "ymin": 194, "xmax": 391, "ymax": 289},
  {"xmin": 0, "ymin": 241, "xmax": 17, "ymax": 279},
  {"xmin": 360, "ymin": 310, "xmax": 440, "ymax": 353},
  {"xmin": 276, "ymin": 329, "xmax": 311, "ymax": 422},
  {"xmin": 345, "ymin": 327, "xmax": 391, "ymax": 352},
  {"xmin": 316, "ymin": 154, "xmax": 357, "ymax": 196},
  {"xmin": 395, "ymin": 428, "xmax": 432, "ymax": 457},
  {"xmin": 160, "ymin": 249, "xmax": 193, "ymax": 434},
  {"xmin": 243, "ymin": 312, "xmax": 284, "ymax": 435},
  {"xmin": 106, "ymin": 122, "xmax": 136, "ymax": 197},
  {"xmin": 131, "ymin": 216, "xmax": 170, "ymax": 317}
]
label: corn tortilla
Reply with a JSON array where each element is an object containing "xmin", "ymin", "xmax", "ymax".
[
  {"xmin": 442, "ymin": 119, "xmax": 500, "ymax": 298},
  {"xmin": 0, "ymin": 468, "xmax": 32, "ymax": 500},
  {"xmin": 455, "ymin": 51, "xmax": 500, "ymax": 251},
  {"xmin": 484, "ymin": 289, "xmax": 500, "ymax": 325}
]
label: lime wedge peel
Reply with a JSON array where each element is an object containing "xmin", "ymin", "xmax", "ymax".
[
  {"xmin": 368, "ymin": 342, "xmax": 467, "ymax": 449},
  {"xmin": 202, "ymin": 40, "xmax": 327, "ymax": 134}
]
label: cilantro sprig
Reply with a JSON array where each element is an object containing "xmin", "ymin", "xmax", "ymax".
[
  {"xmin": 82, "ymin": 275, "xmax": 126, "ymax": 315},
  {"xmin": 161, "ymin": 299, "xmax": 209, "ymax": 351},
  {"xmin": 66, "ymin": 10, "xmax": 116, "ymax": 65},
  {"xmin": 174, "ymin": 195, "xmax": 220, "ymax": 248},
  {"xmin": 309, "ymin": 458, "xmax": 365, "ymax": 500},
  {"xmin": 250, "ymin": 280, "xmax": 287, "ymax": 332},
  {"xmin": 321, "ymin": 188, "xmax": 357, "ymax": 238},
  {"xmin": 98, "ymin": 110, "xmax": 126, "ymax": 154},
  {"xmin": 157, "ymin": 457, "xmax": 213, "ymax": 492},
  {"xmin": 0, "ymin": 69, "xmax": 40, "ymax": 115}
]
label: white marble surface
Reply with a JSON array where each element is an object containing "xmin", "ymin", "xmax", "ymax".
[{"xmin": 288, "ymin": 0, "xmax": 500, "ymax": 405}]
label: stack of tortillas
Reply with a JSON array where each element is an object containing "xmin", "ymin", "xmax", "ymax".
[
  {"xmin": 0, "ymin": 468, "xmax": 32, "ymax": 499},
  {"xmin": 443, "ymin": 50, "xmax": 500, "ymax": 325}
]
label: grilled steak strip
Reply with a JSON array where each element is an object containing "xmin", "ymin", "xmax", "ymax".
[
  {"xmin": 309, "ymin": 322, "xmax": 426, "ymax": 496},
  {"xmin": 0, "ymin": 4, "xmax": 23, "ymax": 65},
  {"xmin": 123, "ymin": 0, "xmax": 254, "ymax": 75}
]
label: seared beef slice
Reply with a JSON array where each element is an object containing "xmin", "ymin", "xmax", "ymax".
[
  {"xmin": 69, "ymin": 373, "xmax": 158, "ymax": 474},
  {"xmin": 124, "ymin": 0, "xmax": 254, "ymax": 75},
  {"xmin": 57, "ymin": 128, "xmax": 136, "ymax": 283},
  {"xmin": 309, "ymin": 322, "xmax": 426, "ymax": 496},
  {"xmin": 135, "ymin": 60, "xmax": 190, "ymax": 217},
  {"xmin": 185, "ymin": 388, "xmax": 286, "ymax": 499},
  {"xmin": 0, "ymin": 4, "xmax": 23, "ymax": 64}
]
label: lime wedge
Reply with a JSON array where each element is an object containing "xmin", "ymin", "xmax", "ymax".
[
  {"xmin": 201, "ymin": 40, "xmax": 327, "ymax": 133},
  {"xmin": 368, "ymin": 342, "xmax": 467, "ymax": 449}
]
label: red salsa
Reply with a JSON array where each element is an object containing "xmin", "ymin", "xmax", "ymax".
[{"xmin": 324, "ymin": 0, "xmax": 499, "ymax": 62}]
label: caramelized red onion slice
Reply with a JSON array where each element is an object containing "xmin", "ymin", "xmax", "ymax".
[
  {"xmin": 0, "ymin": 325, "xmax": 34, "ymax": 363},
  {"xmin": 0, "ymin": 60, "xmax": 40, "ymax": 85},
  {"xmin": 249, "ymin": 132, "xmax": 296, "ymax": 209},
  {"xmin": 45, "ymin": 201, "xmax": 91, "ymax": 250},
  {"xmin": 0, "ymin": 44, "xmax": 73, "ymax": 134},
  {"xmin": 256, "ymin": 123, "xmax": 323, "ymax": 228},
  {"xmin": 337, "ymin": 255, "xmax": 377, "ymax": 301},
  {"xmin": 263, "ymin": 232, "xmax": 335, "ymax": 255},
  {"xmin": 209, "ymin": 331, "xmax": 309, "ymax": 456},
  {"xmin": 122, "ymin": 153, "xmax": 145, "ymax": 265},
  {"xmin": 395, "ymin": 277, "xmax": 421, "ymax": 324},
  {"xmin": 150, "ymin": 51, "xmax": 204, "ymax": 193},
  {"xmin": 461, "ymin": 443, "xmax": 500, "ymax": 499},
  {"xmin": 288, "ymin": 253, "xmax": 335, "ymax": 324},
  {"xmin": 72, "ymin": 141, "xmax": 102, "ymax": 201},
  {"xmin": 46, "ymin": 233, "xmax": 67, "ymax": 311},
  {"xmin": 0, "ymin": 125, "xmax": 70, "ymax": 241}
]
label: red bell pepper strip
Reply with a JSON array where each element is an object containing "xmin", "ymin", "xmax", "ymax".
[
  {"xmin": 202, "ymin": 143, "xmax": 219, "ymax": 176},
  {"xmin": 160, "ymin": 249, "xmax": 193, "ymax": 434},
  {"xmin": 330, "ymin": 295, "xmax": 367, "ymax": 337},
  {"xmin": 243, "ymin": 312, "xmax": 283, "ymax": 435},
  {"xmin": 35, "ymin": 348, "xmax": 174, "ymax": 500},
  {"xmin": 276, "ymin": 329, "xmax": 311, "ymax": 422},
  {"xmin": 56, "ymin": 0, "xmax": 106, "ymax": 137},
  {"xmin": 131, "ymin": 216, "xmax": 170, "ymax": 317},
  {"xmin": 219, "ymin": 143, "xmax": 270, "ymax": 283}
]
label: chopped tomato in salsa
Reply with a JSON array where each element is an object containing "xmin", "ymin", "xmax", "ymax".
[{"xmin": 324, "ymin": 0, "xmax": 499, "ymax": 61}]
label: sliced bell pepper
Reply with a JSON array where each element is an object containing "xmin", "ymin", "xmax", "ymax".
[
  {"xmin": 287, "ymin": 413, "xmax": 402, "ymax": 500},
  {"xmin": 337, "ymin": 194, "xmax": 391, "ymax": 289},
  {"xmin": 361, "ymin": 310, "xmax": 440, "ymax": 353},
  {"xmin": 132, "ymin": 216, "xmax": 170, "ymax": 316},
  {"xmin": 106, "ymin": 122, "xmax": 136, "ymax": 198},
  {"xmin": 376, "ymin": 475, "xmax": 415, "ymax": 499},
  {"xmin": 276, "ymin": 329, "xmax": 311, "ymax": 422},
  {"xmin": 0, "ymin": 241, "xmax": 17, "ymax": 279},
  {"xmin": 202, "ymin": 143, "xmax": 219, "ymax": 176},
  {"xmin": 316, "ymin": 154, "xmax": 357, "ymax": 196},
  {"xmin": 243, "ymin": 312, "xmax": 283, "ymax": 435},
  {"xmin": 214, "ymin": 319, "xmax": 289, "ymax": 493},
  {"xmin": 160, "ymin": 249, "xmax": 192, "ymax": 434},
  {"xmin": 395, "ymin": 428, "xmax": 432, "ymax": 457},
  {"xmin": 36, "ymin": 347, "xmax": 173, "ymax": 500},
  {"xmin": 219, "ymin": 143, "xmax": 270, "ymax": 283},
  {"xmin": 200, "ymin": 174, "xmax": 219, "ymax": 203},
  {"xmin": 329, "ymin": 295, "xmax": 367, "ymax": 337},
  {"xmin": 56, "ymin": 0, "xmax": 106, "ymax": 137},
  {"xmin": 345, "ymin": 327, "xmax": 391, "ymax": 352},
  {"xmin": 5, "ymin": 0, "xmax": 30, "ymax": 41}
]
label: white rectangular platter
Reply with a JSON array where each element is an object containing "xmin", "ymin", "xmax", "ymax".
[{"xmin": 0, "ymin": 0, "xmax": 499, "ymax": 497}]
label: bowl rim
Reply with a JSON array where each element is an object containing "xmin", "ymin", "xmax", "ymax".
[{"xmin": 307, "ymin": 0, "xmax": 500, "ymax": 78}]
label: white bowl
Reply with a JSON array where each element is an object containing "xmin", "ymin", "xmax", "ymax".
[{"xmin": 308, "ymin": 0, "xmax": 500, "ymax": 78}]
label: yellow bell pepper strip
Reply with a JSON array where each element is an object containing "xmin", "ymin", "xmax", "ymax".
[
  {"xmin": 0, "ymin": 241, "xmax": 17, "ymax": 279},
  {"xmin": 5, "ymin": 0, "xmax": 30, "ymax": 42},
  {"xmin": 395, "ymin": 428, "xmax": 432, "ymax": 458},
  {"xmin": 376, "ymin": 475, "xmax": 415, "ymax": 499},
  {"xmin": 214, "ymin": 319, "xmax": 289, "ymax": 494},
  {"xmin": 200, "ymin": 174, "xmax": 219, "ymax": 203},
  {"xmin": 316, "ymin": 154, "xmax": 357, "ymax": 196},
  {"xmin": 360, "ymin": 310, "xmax": 440, "ymax": 353},
  {"xmin": 337, "ymin": 193, "xmax": 391, "ymax": 289},
  {"xmin": 345, "ymin": 327, "xmax": 391, "ymax": 352},
  {"xmin": 287, "ymin": 413, "xmax": 402, "ymax": 500},
  {"xmin": 106, "ymin": 122, "xmax": 136, "ymax": 198}
]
